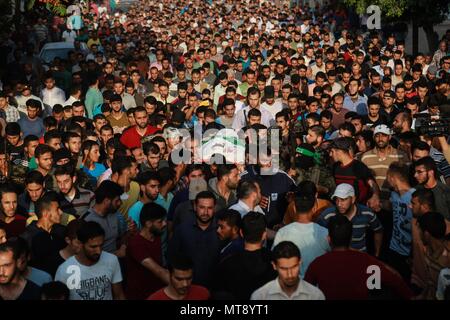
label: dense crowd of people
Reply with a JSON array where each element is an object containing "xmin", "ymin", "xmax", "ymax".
[{"xmin": 0, "ymin": 0, "xmax": 449, "ymax": 301}]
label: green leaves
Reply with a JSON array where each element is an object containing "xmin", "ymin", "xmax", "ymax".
[
  {"xmin": 344, "ymin": 0, "xmax": 449, "ymax": 25},
  {"xmin": 344, "ymin": 0, "xmax": 407, "ymax": 17}
]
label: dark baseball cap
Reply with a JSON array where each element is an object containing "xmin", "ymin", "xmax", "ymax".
[{"xmin": 383, "ymin": 90, "xmax": 395, "ymax": 98}]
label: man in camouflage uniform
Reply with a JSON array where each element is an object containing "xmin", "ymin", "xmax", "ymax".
[{"xmin": 292, "ymin": 143, "xmax": 336, "ymax": 198}]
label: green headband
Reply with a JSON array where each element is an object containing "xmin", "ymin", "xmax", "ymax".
[{"xmin": 296, "ymin": 147, "xmax": 322, "ymax": 165}]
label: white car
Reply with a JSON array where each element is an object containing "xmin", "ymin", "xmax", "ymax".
[{"xmin": 39, "ymin": 41, "xmax": 88, "ymax": 67}]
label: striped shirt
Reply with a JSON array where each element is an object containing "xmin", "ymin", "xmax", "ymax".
[
  {"xmin": 361, "ymin": 146, "xmax": 408, "ymax": 199},
  {"xmin": 317, "ymin": 205, "xmax": 383, "ymax": 252},
  {"xmin": 58, "ymin": 187, "xmax": 95, "ymax": 218}
]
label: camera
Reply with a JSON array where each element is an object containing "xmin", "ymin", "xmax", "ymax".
[{"xmin": 414, "ymin": 114, "xmax": 450, "ymax": 137}]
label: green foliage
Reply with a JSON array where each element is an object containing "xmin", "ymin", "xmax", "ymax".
[
  {"xmin": 46, "ymin": 3, "xmax": 67, "ymax": 16},
  {"xmin": 344, "ymin": 0, "xmax": 407, "ymax": 17},
  {"xmin": 344, "ymin": 0, "xmax": 449, "ymax": 25}
]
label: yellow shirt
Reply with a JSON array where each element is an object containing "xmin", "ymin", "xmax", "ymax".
[{"xmin": 118, "ymin": 181, "xmax": 140, "ymax": 219}]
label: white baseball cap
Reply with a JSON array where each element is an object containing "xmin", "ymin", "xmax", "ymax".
[
  {"xmin": 332, "ymin": 184, "xmax": 355, "ymax": 199},
  {"xmin": 373, "ymin": 124, "xmax": 392, "ymax": 136}
]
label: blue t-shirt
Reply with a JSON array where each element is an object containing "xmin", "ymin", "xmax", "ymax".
[
  {"xmin": 27, "ymin": 267, "xmax": 52, "ymax": 287},
  {"xmin": 389, "ymin": 188, "xmax": 415, "ymax": 256},
  {"xmin": 18, "ymin": 117, "xmax": 45, "ymax": 138},
  {"xmin": 82, "ymin": 163, "xmax": 106, "ymax": 186},
  {"xmin": 155, "ymin": 193, "xmax": 174, "ymax": 212},
  {"xmin": 128, "ymin": 201, "xmax": 144, "ymax": 229}
]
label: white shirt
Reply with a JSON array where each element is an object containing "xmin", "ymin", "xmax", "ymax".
[
  {"xmin": 232, "ymin": 105, "xmax": 274, "ymax": 131},
  {"xmin": 213, "ymin": 84, "xmax": 227, "ymax": 108},
  {"xmin": 120, "ymin": 92, "xmax": 137, "ymax": 110},
  {"xmin": 41, "ymin": 87, "xmax": 66, "ymax": 108},
  {"xmin": 273, "ymin": 222, "xmax": 330, "ymax": 277},
  {"xmin": 251, "ymin": 277, "xmax": 325, "ymax": 300},
  {"xmin": 64, "ymin": 96, "xmax": 79, "ymax": 106},
  {"xmin": 62, "ymin": 30, "xmax": 77, "ymax": 43},
  {"xmin": 260, "ymin": 100, "xmax": 284, "ymax": 119},
  {"xmin": 55, "ymin": 251, "xmax": 122, "ymax": 300},
  {"xmin": 234, "ymin": 100, "xmax": 245, "ymax": 114},
  {"xmin": 229, "ymin": 199, "xmax": 265, "ymax": 218}
]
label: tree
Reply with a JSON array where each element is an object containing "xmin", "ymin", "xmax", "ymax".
[{"xmin": 344, "ymin": 0, "xmax": 449, "ymax": 54}]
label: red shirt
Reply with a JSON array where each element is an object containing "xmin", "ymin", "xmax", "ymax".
[
  {"xmin": 0, "ymin": 215, "xmax": 27, "ymax": 238},
  {"xmin": 147, "ymin": 285, "xmax": 210, "ymax": 300},
  {"xmin": 125, "ymin": 233, "xmax": 165, "ymax": 300},
  {"xmin": 304, "ymin": 250, "xmax": 413, "ymax": 300},
  {"xmin": 119, "ymin": 125, "xmax": 159, "ymax": 149}
]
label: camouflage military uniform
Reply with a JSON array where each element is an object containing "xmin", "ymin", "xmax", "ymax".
[
  {"xmin": 294, "ymin": 165, "xmax": 336, "ymax": 197},
  {"xmin": 9, "ymin": 161, "xmax": 28, "ymax": 191}
]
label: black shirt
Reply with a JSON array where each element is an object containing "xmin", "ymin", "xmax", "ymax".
[
  {"xmin": 17, "ymin": 280, "xmax": 42, "ymax": 300},
  {"xmin": 21, "ymin": 221, "xmax": 67, "ymax": 277},
  {"xmin": 0, "ymin": 280, "xmax": 42, "ymax": 300},
  {"xmin": 213, "ymin": 248, "xmax": 277, "ymax": 300},
  {"xmin": 168, "ymin": 220, "xmax": 221, "ymax": 289},
  {"xmin": 362, "ymin": 114, "xmax": 388, "ymax": 128},
  {"xmin": 240, "ymin": 165, "xmax": 296, "ymax": 227}
]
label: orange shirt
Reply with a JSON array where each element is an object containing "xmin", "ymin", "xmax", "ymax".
[{"xmin": 283, "ymin": 198, "xmax": 333, "ymax": 225}]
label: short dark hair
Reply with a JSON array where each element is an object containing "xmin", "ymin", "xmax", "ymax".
[
  {"xmin": 411, "ymin": 189, "xmax": 435, "ymax": 211},
  {"xmin": 272, "ymin": 241, "xmax": 301, "ymax": 261},
  {"xmin": 216, "ymin": 209, "xmax": 242, "ymax": 229},
  {"xmin": 308, "ymin": 125, "xmax": 325, "ymax": 138},
  {"xmin": 0, "ymin": 184, "xmax": 17, "ymax": 203},
  {"xmin": 142, "ymin": 141, "xmax": 160, "ymax": 156},
  {"xmin": 328, "ymin": 214, "xmax": 353, "ymax": 247},
  {"xmin": 25, "ymin": 170, "xmax": 45, "ymax": 185},
  {"xmin": 387, "ymin": 162, "xmax": 409, "ymax": 182},
  {"xmin": 41, "ymin": 281, "xmax": 70, "ymax": 300},
  {"xmin": 216, "ymin": 164, "xmax": 237, "ymax": 180},
  {"xmin": 24, "ymin": 135, "xmax": 39, "ymax": 147},
  {"xmin": 35, "ymin": 191, "xmax": 59, "ymax": 218},
  {"xmin": 94, "ymin": 180, "xmax": 123, "ymax": 204},
  {"xmin": 195, "ymin": 190, "xmax": 216, "ymax": 204},
  {"xmin": 5, "ymin": 122, "xmax": 21, "ymax": 136},
  {"xmin": 0, "ymin": 240, "xmax": 21, "ymax": 260},
  {"xmin": 137, "ymin": 170, "xmax": 161, "ymax": 185},
  {"xmin": 140, "ymin": 202, "xmax": 166, "ymax": 226},
  {"xmin": 35, "ymin": 144, "xmax": 53, "ymax": 159},
  {"xmin": 168, "ymin": 253, "xmax": 193, "ymax": 273},
  {"xmin": 237, "ymin": 180, "xmax": 259, "ymax": 200},
  {"xmin": 54, "ymin": 163, "xmax": 75, "ymax": 178},
  {"xmin": 417, "ymin": 212, "xmax": 447, "ymax": 239},
  {"xmin": 158, "ymin": 167, "xmax": 176, "ymax": 186},
  {"xmin": 44, "ymin": 130, "xmax": 61, "ymax": 144},
  {"xmin": 111, "ymin": 156, "xmax": 132, "ymax": 175},
  {"xmin": 294, "ymin": 193, "xmax": 315, "ymax": 214},
  {"xmin": 241, "ymin": 212, "xmax": 266, "ymax": 244},
  {"xmin": 414, "ymin": 156, "xmax": 438, "ymax": 176},
  {"xmin": 411, "ymin": 140, "xmax": 430, "ymax": 154},
  {"xmin": 77, "ymin": 221, "xmax": 105, "ymax": 244}
]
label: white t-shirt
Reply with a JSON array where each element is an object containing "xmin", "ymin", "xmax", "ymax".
[
  {"xmin": 62, "ymin": 30, "xmax": 77, "ymax": 43},
  {"xmin": 55, "ymin": 252, "xmax": 122, "ymax": 300}
]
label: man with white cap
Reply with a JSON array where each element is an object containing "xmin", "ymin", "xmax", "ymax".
[
  {"xmin": 317, "ymin": 183, "xmax": 384, "ymax": 257},
  {"xmin": 361, "ymin": 124, "xmax": 408, "ymax": 201}
]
